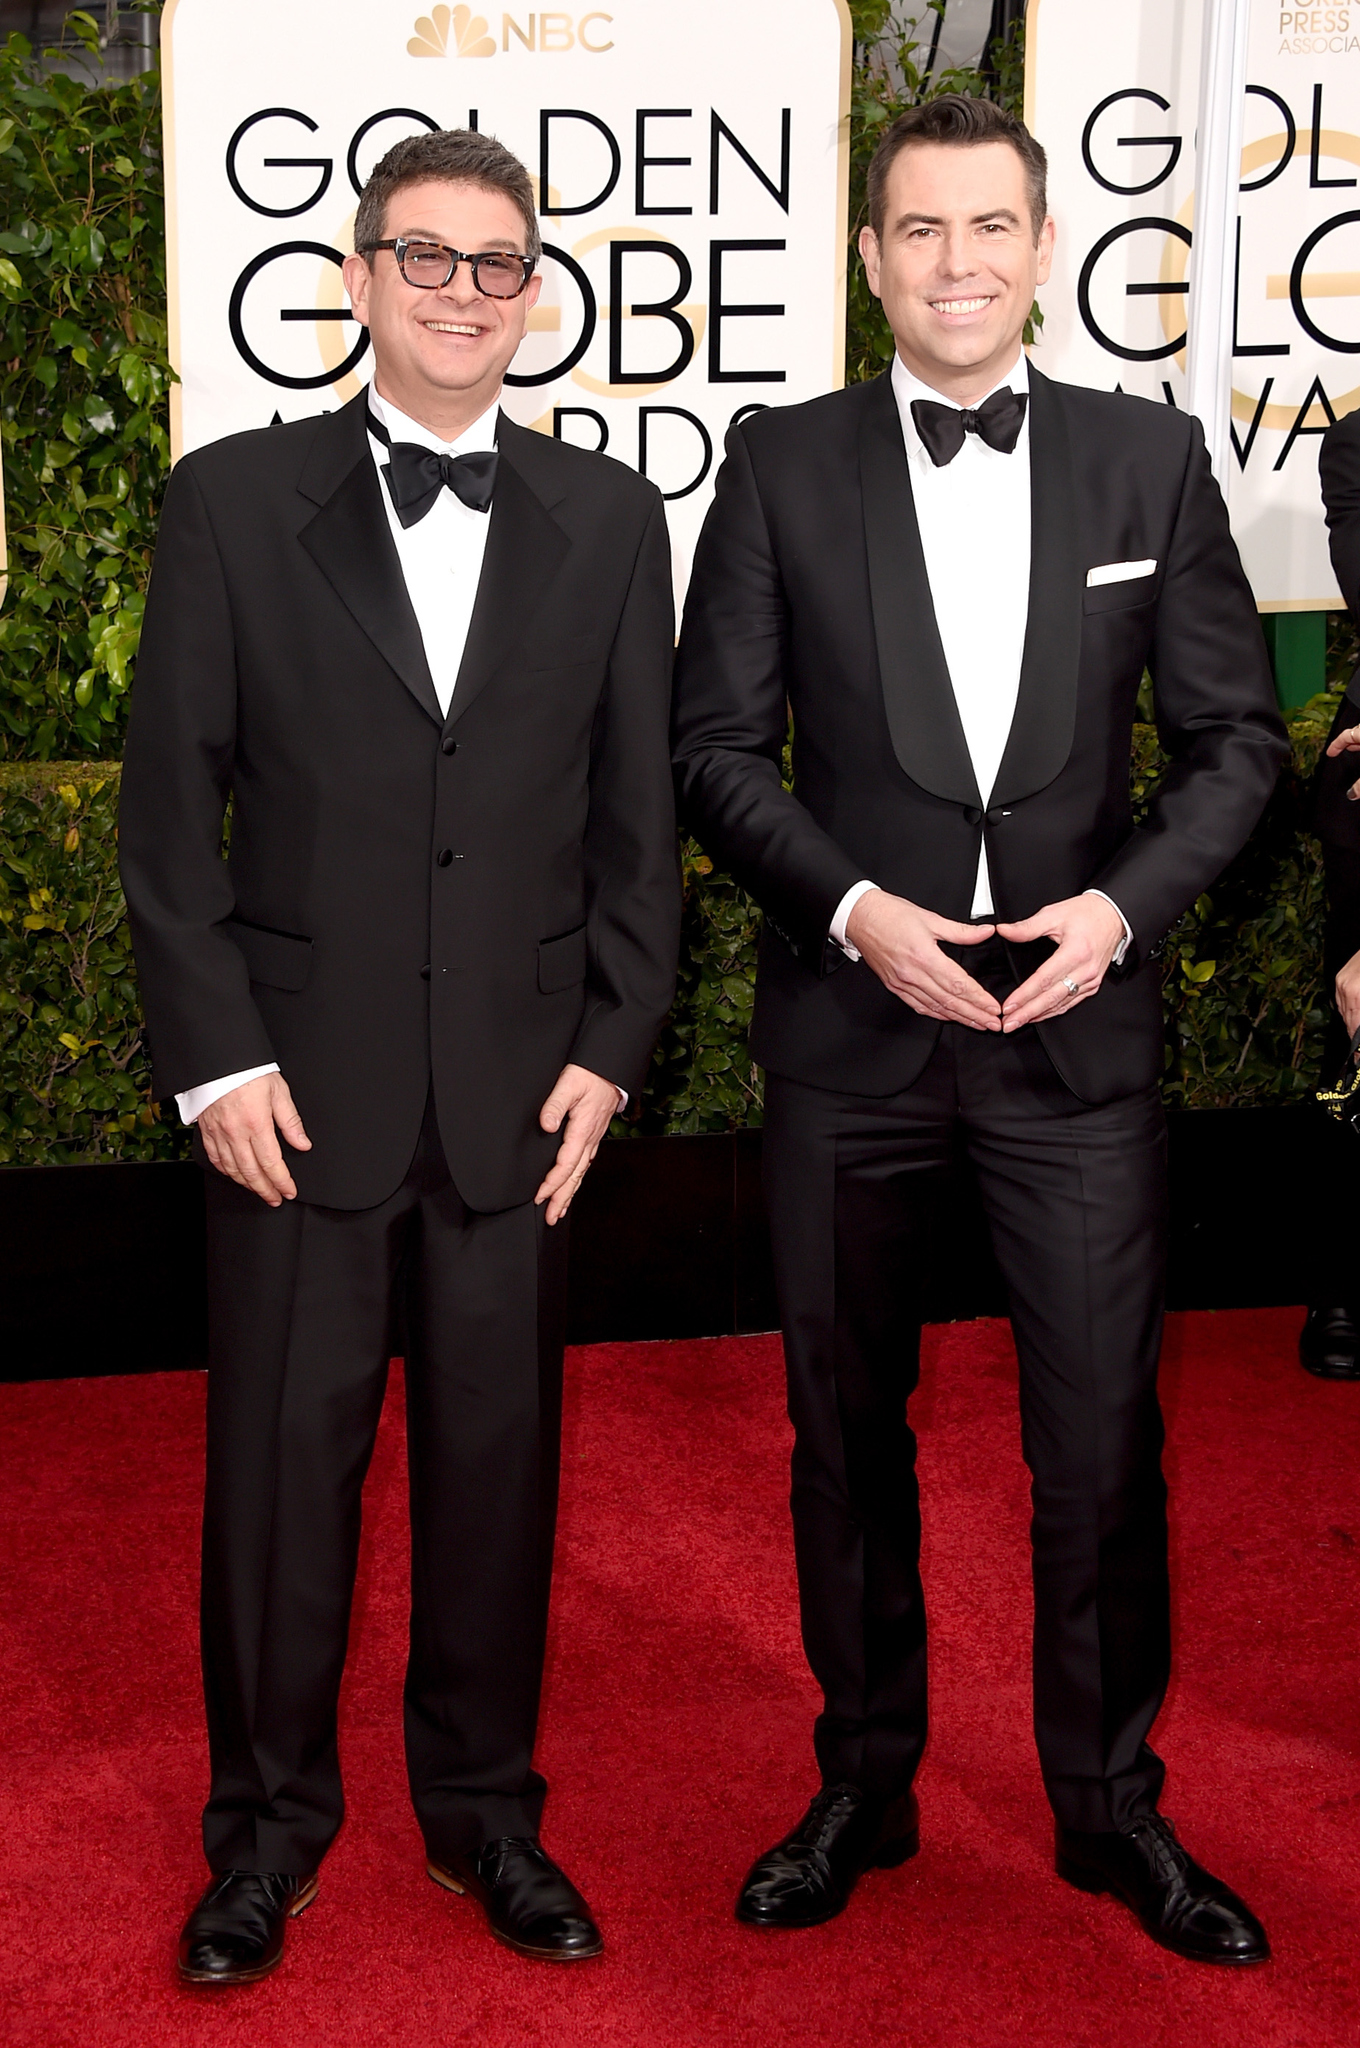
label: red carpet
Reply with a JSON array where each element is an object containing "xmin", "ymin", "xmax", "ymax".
[{"xmin": 1, "ymin": 1310, "xmax": 1357, "ymax": 2046}]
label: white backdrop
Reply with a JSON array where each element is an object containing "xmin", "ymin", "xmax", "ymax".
[
  {"xmin": 161, "ymin": 0, "xmax": 852, "ymax": 600},
  {"xmin": 1025, "ymin": 0, "xmax": 1360, "ymax": 610}
]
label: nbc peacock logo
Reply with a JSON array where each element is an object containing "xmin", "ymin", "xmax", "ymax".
[{"xmin": 408, "ymin": 6, "xmax": 496, "ymax": 57}]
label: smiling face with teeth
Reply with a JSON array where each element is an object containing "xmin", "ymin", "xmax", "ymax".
[
  {"xmin": 343, "ymin": 177, "xmax": 541, "ymax": 440},
  {"xmin": 858, "ymin": 141, "xmax": 1054, "ymax": 408}
]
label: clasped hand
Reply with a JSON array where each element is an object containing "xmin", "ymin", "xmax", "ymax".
[
  {"xmin": 200, "ymin": 1062, "xmax": 619, "ymax": 1220},
  {"xmin": 843, "ymin": 888, "xmax": 1126, "ymax": 1032},
  {"xmin": 1325, "ymin": 715, "xmax": 1360, "ymax": 802}
]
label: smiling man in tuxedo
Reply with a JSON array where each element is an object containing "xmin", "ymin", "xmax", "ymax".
[
  {"xmin": 672, "ymin": 96, "xmax": 1285, "ymax": 1962},
  {"xmin": 120, "ymin": 129, "xmax": 678, "ymax": 1982}
]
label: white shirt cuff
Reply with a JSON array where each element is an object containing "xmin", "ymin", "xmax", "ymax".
[
  {"xmin": 830, "ymin": 880, "xmax": 880, "ymax": 961},
  {"xmin": 177, "ymin": 1064, "xmax": 280, "ymax": 1125},
  {"xmin": 1084, "ymin": 890, "xmax": 1133, "ymax": 965}
]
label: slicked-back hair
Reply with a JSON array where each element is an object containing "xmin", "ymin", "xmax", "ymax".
[
  {"xmin": 354, "ymin": 128, "xmax": 541, "ymax": 264},
  {"xmin": 866, "ymin": 95, "xmax": 1048, "ymax": 244}
]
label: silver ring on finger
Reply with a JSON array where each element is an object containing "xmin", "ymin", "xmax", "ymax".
[{"xmin": 1061, "ymin": 975, "xmax": 1080, "ymax": 997}]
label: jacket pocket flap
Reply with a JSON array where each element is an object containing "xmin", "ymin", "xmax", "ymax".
[
  {"xmin": 538, "ymin": 924, "xmax": 587, "ymax": 994},
  {"xmin": 226, "ymin": 918, "xmax": 314, "ymax": 993},
  {"xmin": 1083, "ymin": 574, "xmax": 1157, "ymax": 615}
]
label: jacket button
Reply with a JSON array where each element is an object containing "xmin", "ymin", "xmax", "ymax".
[
  {"xmin": 436, "ymin": 848, "xmax": 453, "ymax": 868},
  {"xmin": 419, "ymin": 964, "xmax": 431, "ymax": 980},
  {"xmin": 963, "ymin": 806, "xmax": 982, "ymax": 827},
  {"xmin": 441, "ymin": 736, "xmax": 458, "ymax": 755}
]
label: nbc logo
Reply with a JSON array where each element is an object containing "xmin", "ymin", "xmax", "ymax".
[
  {"xmin": 408, "ymin": 6, "xmax": 495, "ymax": 57},
  {"xmin": 408, "ymin": 8, "xmax": 614, "ymax": 54}
]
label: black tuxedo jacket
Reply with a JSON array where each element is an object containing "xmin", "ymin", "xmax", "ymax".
[
  {"xmin": 671, "ymin": 366, "xmax": 1287, "ymax": 1105},
  {"xmin": 1313, "ymin": 410, "xmax": 1360, "ymax": 959},
  {"xmin": 1320, "ymin": 407, "xmax": 1360, "ymax": 628},
  {"xmin": 120, "ymin": 390, "xmax": 680, "ymax": 1211}
]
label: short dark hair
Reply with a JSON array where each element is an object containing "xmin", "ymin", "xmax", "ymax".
[
  {"xmin": 354, "ymin": 128, "xmax": 541, "ymax": 264},
  {"xmin": 865, "ymin": 94, "xmax": 1048, "ymax": 244}
]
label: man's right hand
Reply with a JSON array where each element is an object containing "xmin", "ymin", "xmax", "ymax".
[
  {"xmin": 198, "ymin": 1072, "xmax": 312, "ymax": 1205},
  {"xmin": 845, "ymin": 889, "xmax": 1002, "ymax": 1030},
  {"xmin": 1337, "ymin": 945, "xmax": 1360, "ymax": 1041}
]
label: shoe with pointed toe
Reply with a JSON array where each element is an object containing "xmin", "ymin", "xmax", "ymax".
[
  {"xmin": 736, "ymin": 1783, "xmax": 920, "ymax": 1930},
  {"xmin": 428, "ymin": 1837, "xmax": 603, "ymax": 1960},
  {"xmin": 1299, "ymin": 1305, "xmax": 1360, "ymax": 1380},
  {"xmin": 176, "ymin": 1870, "xmax": 318, "ymax": 1985},
  {"xmin": 1056, "ymin": 1813, "xmax": 1269, "ymax": 1966}
]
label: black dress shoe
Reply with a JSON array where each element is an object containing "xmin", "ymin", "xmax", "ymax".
[
  {"xmin": 736, "ymin": 1783, "xmax": 920, "ymax": 1929},
  {"xmin": 1056, "ymin": 1813, "xmax": 1269, "ymax": 1965},
  {"xmin": 1299, "ymin": 1305, "xmax": 1360, "ymax": 1380},
  {"xmin": 177, "ymin": 1870, "xmax": 318, "ymax": 1984},
  {"xmin": 428, "ymin": 1837, "xmax": 603, "ymax": 1960}
]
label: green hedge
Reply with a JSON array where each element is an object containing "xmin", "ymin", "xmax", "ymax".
[
  {"xmin": 1, "ymin": 7, "xmax": 1356, "ymax": 1162},
  {"xmin": 0, "ymin": 13, "xmax": 172, "ymax": 761},
  {"xmin": 0, "ymin": 759, "xmax": 178, "ymax": 1161}
]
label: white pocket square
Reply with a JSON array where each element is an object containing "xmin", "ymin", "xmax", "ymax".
[{"xmin": 1087, "ymin": 559, "xmax": 1157, "ymax": 587}]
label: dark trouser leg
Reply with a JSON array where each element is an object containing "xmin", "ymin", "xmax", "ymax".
[
  {"xmin": 762, "ymin": 1060, "xmax": 955, "ymax": 1801},
  {"xmin": 200, "ymin": 1106, "xmax": 568, "ymax": 1875},
  {"xmin": 952, "ymin": 1016, "xmax": 1170, "ymax": 1831},
  {"xmin": 404, "ymin": 1185, "xmax": 569, "ymax": 1861},
  {"xmin": 200, "ymin": 1166, "xmax": 410, "ymax": 1874}
]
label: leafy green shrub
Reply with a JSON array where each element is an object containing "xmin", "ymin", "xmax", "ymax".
[
  {"xmin": 0, "ymin": 13, "xmax": 172, "ymax": 761},
  {"xmin": 0, "ymin": 759, "xmax": 182, "ymax": 1162}
]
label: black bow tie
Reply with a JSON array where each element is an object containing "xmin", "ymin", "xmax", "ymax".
[
  {"xmin": 367, "ymin": 409, "xmax": 498, "ymax": 525},
  {"xmin": 910, "ymin": 387, "xmax": 1028, "ymax": 467}
]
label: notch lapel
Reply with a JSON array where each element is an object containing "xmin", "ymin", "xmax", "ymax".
[
  {"xmin": 445, "ymin": 418, "xmax": 571, "ymax": 732},
  {"xmin": 859, "ymin": 374, "xmax": 980, "ymax": 807},
  {"xmin": 296, "ymin": 392, "xmax": 443, "ymax": 727},
  {"xmin": 990, "ymin": 367, "xmax": 1082, "ymax": 807}
]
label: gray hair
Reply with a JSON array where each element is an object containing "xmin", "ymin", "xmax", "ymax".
[{"xmin": 354, "ymin": 128, "xmax": 541, "ymax": 263}]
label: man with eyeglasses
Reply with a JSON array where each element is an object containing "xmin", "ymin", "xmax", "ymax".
[{"xmin": 120, "ymin": 129, "xmax": 678, "ymax": 1983}]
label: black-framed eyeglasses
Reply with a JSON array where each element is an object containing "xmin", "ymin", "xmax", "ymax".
[{"xmin": 358, "ymin": 238, "xmax": 536, "ymax": 298}]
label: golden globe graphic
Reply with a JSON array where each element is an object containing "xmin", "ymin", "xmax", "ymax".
[
  {"xmin": 1026, "ymin": 0, "xmax": 1359, "ymax": 610},
  {"xmin": 160, "ymin": 0, "xmax": 852, "ymax": 601}
]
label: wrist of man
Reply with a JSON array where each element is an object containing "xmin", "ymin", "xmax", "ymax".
[
  {"xmin": 830, "ymin": 880, "xmax": 881, "ymax": 960},
  {"xmin": 1082, "ymin": 889, "xmax": 1132, "ymax": 964},
  {"xmin": 177, "ymin": 1064, "xmax": 280, "ymax": 1126}
]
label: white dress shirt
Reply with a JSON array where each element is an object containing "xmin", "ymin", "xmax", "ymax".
[
  {"xmin": 830, "ymin": 350, "xmax": 1130, "ymax": 963},
  {"xmin": 177, "ymin": 390, "xmax": 501, "ymax": 1126},
  {"xmin": 178, "ymin": 389, "xmax": 626, "ymax": 1124}
]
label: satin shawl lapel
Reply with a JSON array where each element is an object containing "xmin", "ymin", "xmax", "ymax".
[
  {"xmin": 296, "ymin": 392, "xmax": 442, "ymax": 726},
  {"xmin": 859, "ymin": 373, "xmax": 980, "ymax": 807},
  {"xmin": 990, "ymin": 367, "xmax": 1082, "ymax": 806},
  {"xmin": 445, "ymin": 417, "xmax": 571, "ymax": 732}
]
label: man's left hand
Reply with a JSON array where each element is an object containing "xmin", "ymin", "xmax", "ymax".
[
  {"xmin": 995, "ymin": 894, "xmax": 1126, "ymax": 1032},
  {"xmin": 1325, "ymin": 717, "xmax": 1360, "ymax": 801},
  {"xmin": 536, "ymin": 1063, "xmax": 621, "ymax": 1224}
]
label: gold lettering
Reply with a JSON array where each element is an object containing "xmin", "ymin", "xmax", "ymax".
[
  {"xmin": 578, "ymin": 10, "xmax": 613, "ymax": 49},
  {"xmin": 538, "ymin": 10, "xmax": 574, "ymax": 49},
  {"xmin": 503, "ymin": 12, "xmax": 534, "ymax": 47}
]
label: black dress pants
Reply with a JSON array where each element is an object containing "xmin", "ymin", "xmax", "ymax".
[
  {"xmin": 762, "ymin": 946, "xmax": 1171, "ymax": 1833},
  {"xmin": 199, "ymin": 1096, "xmax": 568, "ymax": 1874}
]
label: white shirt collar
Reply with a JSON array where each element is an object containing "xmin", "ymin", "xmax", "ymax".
[
  {"xmin": 366, "ymin": 383, "xmax": 501, "ymax": 457},
  {"xmin": 891, "ymin": 349, "xmax": 1029, "ymax": 465}
]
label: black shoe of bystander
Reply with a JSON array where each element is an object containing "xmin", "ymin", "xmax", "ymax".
[{"xmin": 1299, "ymin": 1305, "xmax": 1360, "ymax": 1380}]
